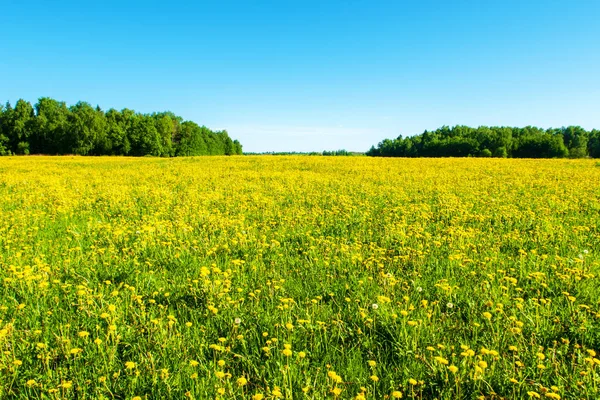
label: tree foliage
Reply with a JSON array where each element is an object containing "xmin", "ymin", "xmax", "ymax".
[
  {"xmin": 322, "ymin": 149, "xmax": 351, "ymax": 156},
  {"xmin": 0, "ymin": 97, "xmax": 242, "ymax": 156},
  {"xmin": 367, "ymin": 125, "xmax": 599, "ymax": 158}
]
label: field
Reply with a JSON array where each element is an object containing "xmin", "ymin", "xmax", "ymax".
[{"xmin": 1, "ymin": 156, "xmax": 599, "ymax": 400}]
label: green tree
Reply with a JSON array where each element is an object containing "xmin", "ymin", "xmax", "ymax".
[
  {"xmin": 105, "ymin": 108, "xmax": 133, "ymax": 155},
  {"xmin": 233, "ymin": 139, "xmax": 243, "ymax": 155},
  {"xmin": 8, "ymin": 99, "xmax": 35, "ymax": 154},
  {"xmin": 224, "ymin": 135, "xmax": 234, "ymax": 155},
  {"xmin": 32, "ymin": 97, "xmax": 70, "ymax": 154},
  {"xmin": 128, "ymin": 114, "xmax": 163, "ymax": 156},
  {"xmin": 152, "ymin": 112, "xmax": 180, "ymax": 157},
  {"xmin": 175, "ymin": 121, "xmax": 208, "ymax": 156},
  {"xmin": 512, "ymin": 134, "xmax": 568, "ymax": 158},
  {"xmin": 589, "ymin": 129, "xmax": 600, "ymax": 158},
  {"xmin": 67, "ymin": 102, "xmax": 107, "ymax": 155},
  {"xmin": 367, "ymin": 125, "xmax": 588, "ymax": 159},
  {"xmin": 0, "ymin": 103, "xmax": 10, "ymax": 155},
  {"xmin": 561, "ymin": 126, "xmax": 589, "ymax": 158},
  {"xmin": 0, "ymin": 96, "xmax": 244, "ymax": 156}
]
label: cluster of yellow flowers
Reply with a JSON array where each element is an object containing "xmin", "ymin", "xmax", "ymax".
[{"xmin": 0, "ymin": 156, "xmax": 599, "ymax": 399}]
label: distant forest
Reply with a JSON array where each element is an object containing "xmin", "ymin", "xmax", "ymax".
[
  {"xmin": 245, "ymin": 150, "xmax": 359, "ymax": 156},
  {"xmin": 0, "ymin": 98, "xmax": 243, "ymax": 156},
  {"xmin": 368, "ymin": 125, "xmax": 600, "ymax": 158}
]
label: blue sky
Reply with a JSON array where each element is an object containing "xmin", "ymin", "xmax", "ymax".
[{"xmin": 2, "ymin": 0, "xmax": 599, "ymax": 152}]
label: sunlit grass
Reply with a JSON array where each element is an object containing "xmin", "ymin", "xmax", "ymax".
[{"xmin": 0, "ymin": 156, "xmax": 599, "ymax": 399}]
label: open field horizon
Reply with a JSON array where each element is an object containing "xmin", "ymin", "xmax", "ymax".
[
  {"xmin": 1, "ymin": 156, "xmax": 599, "ymax": 399},
  {"xmin": 3, "ymin": 0, "xmax": 600, "ymax": 397}
]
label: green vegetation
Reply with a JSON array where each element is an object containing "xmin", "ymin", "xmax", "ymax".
[
  {"xmin": 368, "ymin": 125, "xmax": 600, "ymax": 158},
  {"xmin": 1, "ymin": 156, "xmax": 599, "ymax": 399},
  {"xmin": 244, "ymin": 150, "xmax": 361, "ymax": 156},
  {"xmin": 322, "ymin": 149, "xmax": 352, "ymax": 156},
  {"xmin": 0, "ymin": 98, "xmax": 243, "ymax": 156}
]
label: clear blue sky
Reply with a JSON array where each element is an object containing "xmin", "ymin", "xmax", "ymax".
[{"xmin": 2, "ymin": 0, "xmax": 599, "ymax": 152}]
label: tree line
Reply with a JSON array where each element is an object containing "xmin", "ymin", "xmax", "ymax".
[
  {"xmin": 245, "ymin": 150, "xmax": 357, "ymax": 156},
  {"xmin": 0, "ymin": 98, "xmax": 243, "ymax": 156},
  {"xmin": 367, "ymin": 125, "xmax": 600, "ymax": 158}
]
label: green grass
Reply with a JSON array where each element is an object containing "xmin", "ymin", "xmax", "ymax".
[{"xmin": 0, "ymin": 156, "xmax": 599, "ymax": 399}]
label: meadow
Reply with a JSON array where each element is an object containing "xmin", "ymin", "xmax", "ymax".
[{"xmin": 0, "ymin": 156, "xmax": 599, "ymax": 400}]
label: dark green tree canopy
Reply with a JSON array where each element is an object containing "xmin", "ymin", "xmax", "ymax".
[
  {"xmin": 0, "ymin": 97, "xmax": 243, "ymax": 156},
  {"xmin": 368, "ymin": 125, "xmax": 599, "ymax": 158}
]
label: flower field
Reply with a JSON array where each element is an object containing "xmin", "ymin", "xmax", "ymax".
[{"xmin": 1, "ymin": 156, "xmax": 599, "ymax": 399}]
